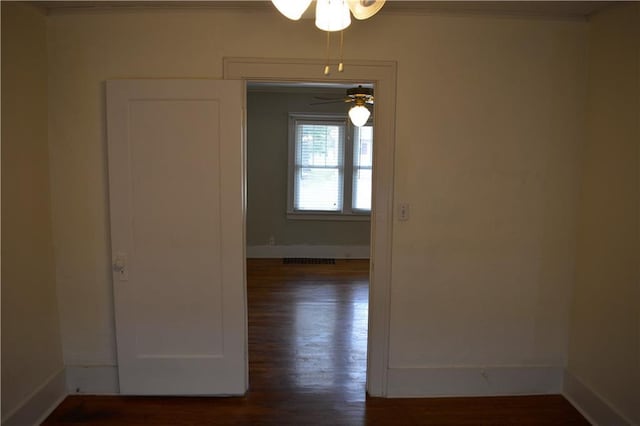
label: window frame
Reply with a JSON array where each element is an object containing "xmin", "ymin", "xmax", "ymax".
[{"xmin": 287, "ymin": 113, "xmax": 372, "ymax": 221}]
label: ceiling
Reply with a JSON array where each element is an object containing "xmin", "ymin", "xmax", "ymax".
[
  {"xmin": 383, "ymin": 1, "xmax": 612, "ymax": 19},
  {"xmin": 32, "ymin": 1, "xmax": 613, "ymax": 19}
]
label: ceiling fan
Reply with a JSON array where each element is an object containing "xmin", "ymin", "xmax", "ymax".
[
  {"xmin": 271, "ymin": 0, "xmax": 386, "ymax": 75},
  {"xmin": 272, "ymin": 0, "xmax": 386, "ymax": 24},
  {"xmin": 310, "ymin": 85, "xmax": 374, "ymax": 127}
]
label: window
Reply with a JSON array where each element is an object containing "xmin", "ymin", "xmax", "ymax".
[
  {"xmin": 352, "ymin": 125, "xmax": 373, "ymax": 211},
  {"xmin": 288, "ymin": 114, "xmax": 372, "ymax": 219}
]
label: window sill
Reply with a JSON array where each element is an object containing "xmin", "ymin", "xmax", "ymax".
[{"xmin": 286, "ymin": 212, "xmax": 371, "ymax": 222}]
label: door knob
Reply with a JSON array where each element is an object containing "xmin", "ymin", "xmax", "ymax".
[
  {"xmin": 113, "ymin": 253, "xmax": 129, "ymax": 281},
  {"xmin": 113, "ymin": 258, "xmax": 125, "ymax": 272}
]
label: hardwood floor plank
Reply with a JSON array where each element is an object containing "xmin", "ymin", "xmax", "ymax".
[{"xmin": 42, "ymin": 259, "xmax": 588, "ymax": 425}]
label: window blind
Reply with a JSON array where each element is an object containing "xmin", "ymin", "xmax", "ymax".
[{"xmin": 294, "ymin": 122, "xmax": 345, "ymax": 211}]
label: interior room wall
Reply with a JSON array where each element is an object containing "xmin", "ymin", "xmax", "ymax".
[
  {"xmin": 565, "ymin": 3, "xmax": 640, "ymax": 424},
  {"xmin": 1, "ymin": 3, "xmax": 66, "ymax": 424},
  {"xmin": 384, "ymin": 16, "xmax": 587, "ymax": 394},
  {"xmin": 45, "ymin": 7, "xmax": 587, "ymax": 394},
  {"xmin": 246, "ymin": 89, "xmax": 370, "ymax": 258}
]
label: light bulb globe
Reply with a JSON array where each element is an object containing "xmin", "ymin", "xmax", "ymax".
[
  {"xmin": 315, "ymin": 0, "xmax": 351, "ymax": 32},
  {"xmin": 271, "ymin": 0, "xmax": 312, "ymax": 20},
  {"xmin": 349, "ymin": 104, "xmax": 370, "ymax": 127}
]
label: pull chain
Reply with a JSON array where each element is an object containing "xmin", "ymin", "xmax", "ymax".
[
  {"xmin": 323, "ymin": 30, "xmax": 346, "ymax": 75},
  {"xmin": 338, "ymin": 31, "xmax": 344, "ymax": 72},
  {"xmin": 323, "ymin": 31, "xmax": 331, "ymax": 75}
]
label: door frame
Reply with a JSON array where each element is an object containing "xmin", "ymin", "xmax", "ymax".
[{"xmin": 224, "ymin": 57, "xmax": 397, "ymax": 397}]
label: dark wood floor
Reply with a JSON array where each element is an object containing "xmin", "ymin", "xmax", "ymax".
[{"xmin": 43, "ymin": 259, "xmax": 588, "ymax": 425}]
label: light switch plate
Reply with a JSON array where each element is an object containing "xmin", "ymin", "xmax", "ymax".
[{"xmin": 398, "ymin": 203, "xmax": 409, "ymax": 221}]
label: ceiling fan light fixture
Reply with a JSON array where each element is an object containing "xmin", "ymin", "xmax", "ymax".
[
  {"xmin": 315, "ymin": 0, "xmax": 351, "ymax": 32},
  {"xmin": 348, "ymin": 0, "xmax": 387, "ymax": 20},
  {"xmin": 271, "ymin": 0, "xmax": 385, "ymax": 74},
  {"xmin": 349, "ymin": 103, "xmax": 371, "ymax": 127},
  {"xmin": 271, "ymin": 0, "xmax": 312, "ymax": 20}
]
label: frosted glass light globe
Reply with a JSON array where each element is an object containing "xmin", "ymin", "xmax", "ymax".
[
  {"xmin": 271, "ymin": 0, "xmax": 312, "ymax": 20},
  {"xmin": 349, "ymin": 104, "xmax": 370, "ymax": 127},
  {"xmin": 315, "ymin": 0, "xmax": 351, "ymax": 32}
]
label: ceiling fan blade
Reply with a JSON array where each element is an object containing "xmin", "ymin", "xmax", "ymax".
[
  {"xmin": 309, "ymin": 99, "xmax": 350, "ymax": 105},
  {"xmin": 313, "ymin": 96, "xmax": 346, "ymax": 101}
]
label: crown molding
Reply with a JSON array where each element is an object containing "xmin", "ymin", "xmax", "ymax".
[{"xmin": 30, "ymin": 1, "xmax": 612, "ymax": 19}]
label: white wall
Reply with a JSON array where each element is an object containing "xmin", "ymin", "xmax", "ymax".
[
  {"xmin": 565, "ymin": 3, "xmax": 640, "ymax": 425},
  {"xmin": 46, "ymin": 7, "xmax": 587, "ymax": 394},
  {"xmin": 1, "ymin": 3, "xmax": 66, "ymax": 424},
  {"xmin": 385, "ymin": 14, "xmax": 587, "ymax": 396},
  {"xmin": 247, "ymin": 89, "xmax": 370, "ymax": 254}
]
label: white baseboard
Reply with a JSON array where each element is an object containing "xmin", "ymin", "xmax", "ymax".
[
  {"xmin": 1, "ymin": 368, "xmax": 67, "ymax": 426},
  {"xmin": 386, "ymin": 366, "xmax": 563, "ymax": 397},
  {"xmin": 247, "ymin": 244, "xmax": 370, "ymax": 259},
  {"xmin": 66, "ymin": 365, "xmax": 120, "ymax": 394},
  {"xmin": 563, "ymin": 370, "xmax": 633, "ymax": 426}
]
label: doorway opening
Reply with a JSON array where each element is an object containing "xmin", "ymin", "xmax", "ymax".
[
  {"xmin": 245, "ymin": 81, "xmax": 373, "ymax": 400},
  {"xmin": 224, "ymin": 56, "xmax": 397, "ymax": 397}
]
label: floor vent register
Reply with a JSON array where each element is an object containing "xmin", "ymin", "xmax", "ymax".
[{"xmin": 282, "ymin": 258, "xmax": 336, "ymax": 265}]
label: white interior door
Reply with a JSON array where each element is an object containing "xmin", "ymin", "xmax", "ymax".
[{"xmin": 106, "ymin": 79, "xmax": 246, "ymax": 395}]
